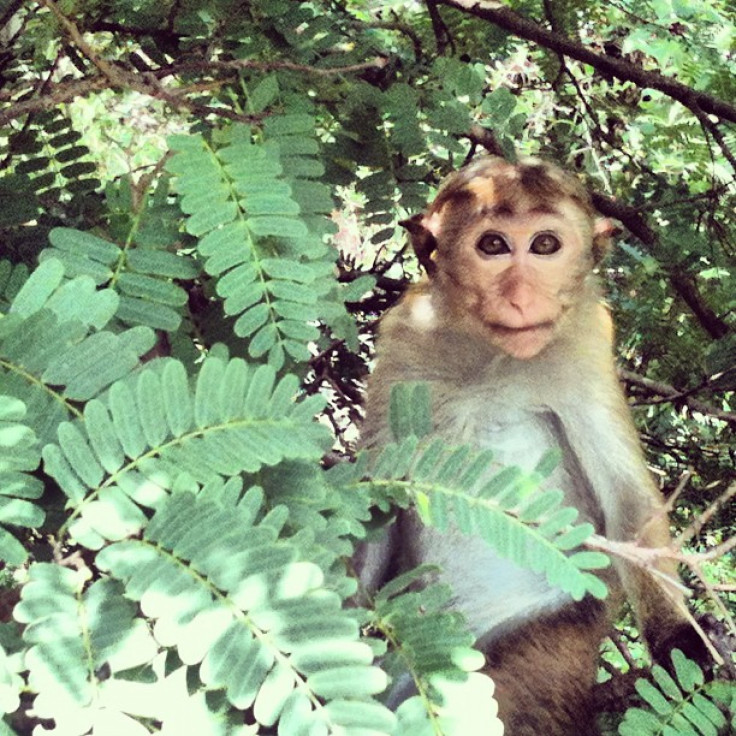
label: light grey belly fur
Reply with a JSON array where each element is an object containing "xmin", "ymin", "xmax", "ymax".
[{"xmin": 404, "ymin": 400, "xmax": 593, "ymax": 640}]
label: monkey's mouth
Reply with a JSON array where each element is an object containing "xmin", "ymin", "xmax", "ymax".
[{"xmin": 488, "ymin": 321, "xmax": 555, "ymax": 335}]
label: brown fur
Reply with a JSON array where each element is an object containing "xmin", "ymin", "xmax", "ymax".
[
  {"xmin": 484, "ymin": 601, "xmax": 609, "ymax": 736},
  {"xmin": 407, "ymin": 156, "xmax": 611, "ymax": 270},
  {"xmin": 359, "ymin": 155, "xmax": 693, "ymax": 734}
]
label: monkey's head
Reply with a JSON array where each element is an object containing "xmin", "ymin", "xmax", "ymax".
[{"xmin": 401, "ymin": 156, "xmax": 611, "ymax": 360}]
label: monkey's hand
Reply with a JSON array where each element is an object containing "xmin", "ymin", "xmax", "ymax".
[{"xmin": 650, "ymin": 614, "xmax": 735, "ymax": 680}]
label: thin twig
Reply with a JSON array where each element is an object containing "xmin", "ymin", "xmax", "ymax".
[
  {"xmin": 38, "ymin": 0, "xmax": 127, "ymax": 85},
  {"xmin": 691, "ymin": 102, "xmax": 736, "ymax": 175},
  {"xmin": 0, "ymin": 56, "xmax": 388, "ymax": 126},
  {"xmin": 696, "ymin": 534, "xmax": 736, "ymax": 561},
  {"xmin": 620, "ymin": 369, "xmax": 736, "ymax": 426},
  {"xmin": 152, "ymin": 57, "xmax": 389, "ymax": 80},
  {"xmin": 661, "ymin": 470, "xmax": 693, "ymax": 515},
  {"xmin": 681, "ymin": 555, "xmax": 736, "ymax": 636},
  {"xmin": 587, "ymin": 534, "xmax": 729, "ymax": 661},
  {"xmin": 425, "ymin": 0, "xmax": 454, "ymax": 55},
  {"xmin": 678, "ymin": 483, "xmax": 736, "ymax": 547},
  {"xmin": 608, "ymin": 629, "xmax": 639, "ymax": 670}
]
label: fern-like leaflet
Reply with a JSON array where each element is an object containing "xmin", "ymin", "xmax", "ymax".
[
  {"xmin": 365, "ymin": 568, "xmax": 504, "ymax": 736},
  {"xmin": 331, "ymin": 393, "xmax": 609, "ymax": 602},
  {"xmin": 0, "ymin": 395, "xmax": 43, "ymax": 565},
  {"xmin": 39, "ymin": 225, "xmax": 199, "ymax": 332},
  {"xmin": 96, "ymin": 490, "xmax": 395, "ymax": 735},
  {"xmin": 167, "ymin": 118, "xmax": 340, "ymax": 369},
  {"xmin": 618, "ymin": 649, "xmax": 734, "ymax": 735},
  {"xmin": 43, "ymin": 356, "xmax": 332, "ymax": 549},
  {"xmin": 12, "ymin": 491, "xmax": 396, "ymax": 736}
]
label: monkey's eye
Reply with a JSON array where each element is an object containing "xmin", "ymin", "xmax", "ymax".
[
  {"xmin": 476, "ymin": 232, "xmax": 511, "ymax": 256},
  {"xmin": 530, "ymin": 232, "xmax": 562, "ymax": 255}
]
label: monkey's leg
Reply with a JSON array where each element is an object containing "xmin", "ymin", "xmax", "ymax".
[{"xmin": 482, "ymin": 601, "xmax": 609, "ymax": 736}]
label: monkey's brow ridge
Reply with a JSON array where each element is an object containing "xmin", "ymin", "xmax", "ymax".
[{"xmin": 476, "ymin": 202, "xmax": 564, "ymax": 219}]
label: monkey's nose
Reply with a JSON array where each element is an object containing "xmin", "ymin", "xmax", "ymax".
[{"xmin": 504, "ymin": 280, "xmax": 536, "ymax": 315}]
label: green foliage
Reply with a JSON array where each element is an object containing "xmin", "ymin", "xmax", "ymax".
[
  {"xmin": 14, "ymin": 567, "xmax": 158, "ymax": 728},
  {"xmin": 41, "ymin": 227, "xmax": 197, "ymax": 332},
  {"xmin": 11, "ymin": 490, "xmax": 394, "ymax": 736},
  {"xmin": 332, "ymin": 383, "xmax": 609, "ymax": 601},
  {"xmin": 368, "ymin": 570, "xmax": 504, "ymax": 735},
  {"xmin": 0, "ymin": 258, "xmax": 154, "ymax": 443},
  {"xmin": 618, "ymin": 650, "xmax": 736, "ymax": 736},
  {"xmin": 3, "ymin": 110, "xmax": 100, "ymax": 229},
  {"xmin": 166, "ymin": 119, "xmax": 340, "ymax": 368},
  {"xmin": 44, "ymin": 356, "xmax": 331, "ymax": 547},
  {"xmin": 0, "ymin": 0, "xmax": 734, "ymax": 733},
  {"xmin": 0, "ymin": 396, "xmax": 42, "ymax": 566},
  {"xmin": 95, "ymin": 491, "xmax": 392, "ymax": 735},
  {"xmin": 0, "ymin": 257, "xmax": 395, "ymax": 734}
]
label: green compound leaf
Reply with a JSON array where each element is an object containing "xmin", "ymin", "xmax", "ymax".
[
  {"xmin": 619, "ymin": 650, "xmax": 730, "ymax": 736},
  {"xmin": 14, "ymin": 565, "xmax": 157, "ymax": 724},
  {"xmin": 41, "ymin": 226, "xmax": 198, "ymax": 332},
  {"xmin": 168, "ymin": 119, "xmax": 356, "ymax": 370},
  {"xmin": 43, "ymin": 356, "xmax": 331, "ymax": 548},
  {"xmin": 0, "ymin": 396, "xmax": 44, "ymax": 564},
  {"xmin": 96, "ymin": 491, "xmax": 395, "ymax": 735}
]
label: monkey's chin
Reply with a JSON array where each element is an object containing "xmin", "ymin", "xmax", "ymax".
[{"xmin": 490, "ymin": 323, "xmax": 556, "ymax": 360}]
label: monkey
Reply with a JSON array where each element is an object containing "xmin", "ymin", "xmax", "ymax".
[{"xmin": 356, "ymin": 156, "xmax": 698, "ymax": 735}]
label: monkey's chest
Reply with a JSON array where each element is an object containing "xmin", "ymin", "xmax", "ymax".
[
  {"xmin": 441, "ymin": 399, "xmax": 567, "ymax": 475},
  {"xmin": 408, "ymin": 402, "xmax": 593, "ymax": 637},
  {"xmin": 472, "ymin": 410, "xmax": 558, "ymax": 470}
]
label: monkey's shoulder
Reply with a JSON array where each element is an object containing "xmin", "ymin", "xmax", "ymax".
[
  {"xmin": 375, "ymin": 286, "xmax": 495, "ymax": 379},
  {"xmin": 379, "ymin": 282, "xmax": 438, "ymax": 337}
]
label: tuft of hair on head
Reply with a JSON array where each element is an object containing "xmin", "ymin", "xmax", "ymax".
[
  {"xmin": 429, "ymin": 156, "xmax": 596, "ymax": 221},
  {"xmin": 401, "ymin": 155, "xmax": 604, "ymax": 275}
]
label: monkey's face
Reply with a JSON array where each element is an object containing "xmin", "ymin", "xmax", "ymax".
[{"xmin": 433, "ymin": 198, "xmax": 594, "ymax": 360}]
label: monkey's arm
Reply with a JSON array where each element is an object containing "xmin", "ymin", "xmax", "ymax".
[
  {"xmin": 546, "ymin": 304, "xmax": 690, "ymax": 636},
  {"xmin": 556, "ymin": 379, "xmax": 700, "ymax": 663}
]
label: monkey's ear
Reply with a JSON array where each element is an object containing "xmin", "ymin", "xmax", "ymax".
[
  {"xmin": 399, "ymin": 213, "xmax": 438, "ymax": 276},
  {"xmin": 592, "ymin": 218, "xmax": 615, "ymax": 264}
]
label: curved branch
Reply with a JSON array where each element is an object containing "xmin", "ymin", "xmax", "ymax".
[
  {"xmin": 691, "ymin": 102, "xmax": 736, "ymax": 174},
  {"xmin": 425, "ymin": 0, "xmax": 454, "ymax": 55},
  {"xmin": 39, "ymin": 0, "xmax": 127, "ymax": 85},
  {"xmin": 439, "ymin": 0, "xmax": 736, "ymax": 124},
  {"xmin": 591, "ymin": 193, "xmax": 730, "ymax": 339}
]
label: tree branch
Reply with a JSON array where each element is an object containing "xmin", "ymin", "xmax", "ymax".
[
  {"xmin": 0, "ymin": 57, "xmax": 388, "ymax": 127},
  {"xmin": 591, "ymin": 192, "xmax": 730, "ymax": 339},
  {"xmin": 678, "ymin": 483, "xmax": 736, "ymax": 547},
  {"xmin": 585, "ymin": 534, "xmax": 731, "ymax": 663},
  {"xmin": 666, "ymin": 270, "xmax": 730, "ymax": 339},
  {"xmin": 425, "ymin": 0, "xmax": 454, "ymax": 55},
  {"xmin": 439, "ymin": 0, "xmax": 736, "ymax": 124},
  {"xmin": 691, "ymin": 102, "xmax": 736, "ymax": 175},
  {"xmin": 620, "ymin": 369, "xmax": 736, "ymax": 427},
  {"xmin": 38, "ymin": 0, "xmax": 128, "ymax": 85},
  {"xmin": 152, "ymin": 57, "xmax": 389, "ymax": 80}
]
